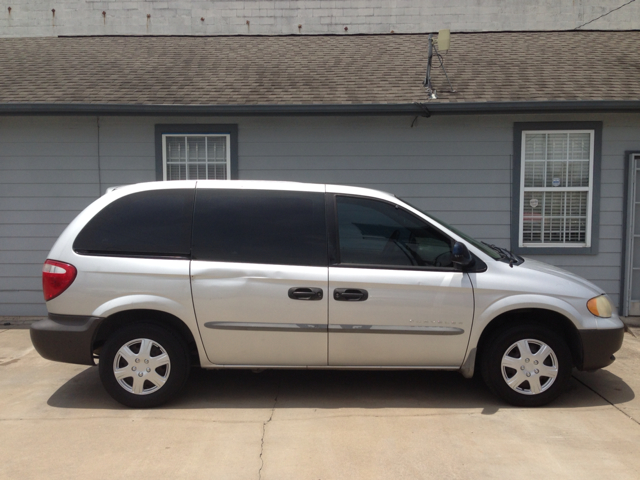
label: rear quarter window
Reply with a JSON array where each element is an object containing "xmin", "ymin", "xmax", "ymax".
[{"xmin": 73, "ymin": 189, "xmax": 195, "ymax": 257}]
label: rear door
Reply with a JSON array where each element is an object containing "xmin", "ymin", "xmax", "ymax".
[
  {"xmin": 327, "ymin": 192, "xmax": 474, "ymax": 366},
  {"xmin": 191, "ymin": 184, "xmax": 329, "ymax": 366}
]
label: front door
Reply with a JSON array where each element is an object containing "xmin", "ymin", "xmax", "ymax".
[
  {"xmin": 191, "ymin": 185, "xmax": 328, "ymax": 366},
  {"xmin": 328, "ymin": 194, "xmax": 474, "ymax": 366}
]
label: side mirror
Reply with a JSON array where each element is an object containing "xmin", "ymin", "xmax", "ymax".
[{"xmin": 451, "ymin": 241, "xmax": 473, "ymax": 269}]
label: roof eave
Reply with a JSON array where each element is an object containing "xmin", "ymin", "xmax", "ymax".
[{"xmin": 1, "ymin": 100, "xmax": 640, "ymax": 116}]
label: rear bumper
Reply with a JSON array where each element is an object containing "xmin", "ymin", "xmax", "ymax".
[
  {"xmin": 578, "ymin": 326, "xmax": 625, "ymax": 371},
  {"xmin": 30, "ymin": 314, "xmax": 104, "ymax": 366}
]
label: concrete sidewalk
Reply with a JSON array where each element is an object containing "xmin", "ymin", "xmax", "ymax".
[{"xmin": 1, "ymin": 327, "xmax": 639, "ymax": 480}]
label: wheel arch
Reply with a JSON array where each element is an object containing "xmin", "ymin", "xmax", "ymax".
[
  {"xmin": 92, "ymin": 309, "xmax": 200, "ymax": 367},
  {"xmin": 474, "ymin": 308, "xmax": 583, "ymax": 374}
]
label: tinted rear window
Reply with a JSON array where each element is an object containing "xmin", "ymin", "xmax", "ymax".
[
  {"xmin": 192, "ymin": 189, "xmax": 327, "ymax": 266},
  {"xmin": 73, "ymin": 189, "xmax": 195, "ymax": 257}
]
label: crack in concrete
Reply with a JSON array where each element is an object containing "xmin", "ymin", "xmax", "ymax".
[
  {"xmin": 258, "ymin": 381, "xmax": 281, "ymax": 480},
  {"xmin": 572, "ymin": 374, "xmax": 640, "ymax": 427},
  {"xmin": 0, "ymin": 358, "xmax": 22, "ymax": 366}
]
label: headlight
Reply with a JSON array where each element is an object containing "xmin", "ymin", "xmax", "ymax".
[{"xmin": 587, "ymin": 295, "xmax": 612, "ymax": 318}]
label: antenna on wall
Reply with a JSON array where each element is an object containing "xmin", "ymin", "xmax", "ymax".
[{"xmin": 424, "ymin": 29, "xmax": 456, "ymax": 99}]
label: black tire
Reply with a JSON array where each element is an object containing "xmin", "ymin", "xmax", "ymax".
[
  {"xmin": 481, "ymin": 323, "xmax": 573, "ymax": 407},
  {"xmin": 99, "ymin": 323, "xmax": 190, "ymax": 408}
]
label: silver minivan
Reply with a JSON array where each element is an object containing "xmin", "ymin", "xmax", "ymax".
[{"xmin": 31, "ymin": 181, "xmax": 624, "ymax": 408}]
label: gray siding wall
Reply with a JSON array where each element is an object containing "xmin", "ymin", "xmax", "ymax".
[
  {"xmin": 1, "ymin": 117, "xmax": 100, "ymax": 316},
  {"xmin": 1, "ymin": 113, "xmax": 638, "ymax": 315}
]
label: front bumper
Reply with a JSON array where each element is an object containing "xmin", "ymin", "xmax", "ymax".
[
  {"xmin": 578, "ymin": 326, "xmax": 625, "ymax": 371},
  {"xmin": 30, "ymin": 314, "xmax": 104, "ymax": 366}
]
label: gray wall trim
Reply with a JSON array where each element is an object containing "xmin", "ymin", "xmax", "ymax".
[
  {"xmin": 510, "ymin": 121, "xmax": 603, "ymax": 255},
  {"xmin": 154, "ymin": 124, "xmax": 239, "ymax": 181},
  {"xmin": 620, "ymin": 151, "xmax": 640, "ymax": 315},
  {"xmin": 3, "ymin": 101, "xmax": 640, "ymax": 117}
]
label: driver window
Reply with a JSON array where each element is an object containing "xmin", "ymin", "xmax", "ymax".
[{"xmin": 336, "ymin": 196, "xmax": 453, "ymax": 268}]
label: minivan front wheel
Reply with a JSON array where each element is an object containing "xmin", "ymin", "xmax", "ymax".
[
  {"xmin": 99, "ymin": 323, "xmax": 190, "ymax": 408},
  {"xmin": 481, "ymin": 324, "xmax": 572, "ymax": 407}
]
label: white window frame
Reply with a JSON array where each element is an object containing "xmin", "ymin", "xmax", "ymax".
[
  {"xmin": 161, "ymin": 133, "xmax": 231, "ymax": 181},
  {"xmin": 518, "ymin": 129, "xmax": 594, "ymax": 248}
]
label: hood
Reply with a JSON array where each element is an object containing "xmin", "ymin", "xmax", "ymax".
[{"xmin": 518, "ymin": 257, "xmax": 605, "ymax": 297}]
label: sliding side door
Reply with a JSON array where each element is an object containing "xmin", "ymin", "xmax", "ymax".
[{"xmin": 191, "ymin": 185, "xmax": 328, "ymax": 366}]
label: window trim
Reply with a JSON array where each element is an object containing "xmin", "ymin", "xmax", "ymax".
[
  {"xmin": 155, "ymin": 124, "xmax": 238, "ymax": 181},
  {"xmin": 519, "ymin": 129, "xmax": 594, "ymax": 249},
  {"xmin": 511, "ymin": 122, "xmax": 602, "ymax": 255}
]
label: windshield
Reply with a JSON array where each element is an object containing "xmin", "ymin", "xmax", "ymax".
[{"xmin": 398, "ymin": 198, "xmax": 503, "ymax": 260}]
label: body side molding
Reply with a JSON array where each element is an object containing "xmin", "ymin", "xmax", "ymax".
[
  {"xmin": 204, "ymin": 321, "xmax": 464, "ymax": 335},
  {"xmin": 330, "ymin": 324, "xmax": 464, "ymax": 335},
  {"xmin": 204, "ymin": 322, "xmax": 326, "ymax": 333}
]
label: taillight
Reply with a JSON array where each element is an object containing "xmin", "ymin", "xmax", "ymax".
[{"xmin": 42, "ymin": 260, "xmax": 77, "ymax": 301}]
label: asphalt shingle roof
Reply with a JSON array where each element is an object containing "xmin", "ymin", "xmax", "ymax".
[{"xmin": 0, "ymin": 32, "xmax": 639, "ymax": 107}]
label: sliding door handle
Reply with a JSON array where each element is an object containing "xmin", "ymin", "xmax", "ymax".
[
  {"xmin": 333, "ymin": 288, "xmax": 369, "ymax": 301},
  {"xmin": 288, "ymin": 287, "xmax": 323, "ymax": 301}
]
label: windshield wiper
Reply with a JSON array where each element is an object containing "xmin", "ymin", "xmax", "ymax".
[
  {"xmin": 481, "ymin": 242, "xmax": 520, "ymax": 268},
  {"xmin": 481, "ymin": 241, "xmax": 506, "ymax": 258}
]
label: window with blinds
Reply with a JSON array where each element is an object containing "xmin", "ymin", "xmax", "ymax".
[
  {"xmin": 162, "ymin": 134, "xmax": 230, "ymax": 181},
  {"xmin": 520, "ymin": 131, "xmax": 594, "ymax": 247}
]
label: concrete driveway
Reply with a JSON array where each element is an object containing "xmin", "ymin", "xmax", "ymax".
[{"xmin": 1, "ymin": 326, "xmax": 639, "ymax": 480}]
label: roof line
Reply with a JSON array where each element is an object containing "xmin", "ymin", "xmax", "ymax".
[{"xmin": 1, "ymin": 101, "xmax": 639, "ymax": 116}]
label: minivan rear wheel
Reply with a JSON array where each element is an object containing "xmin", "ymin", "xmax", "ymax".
[
  {"xmin": 99, "ymin": 323, "xmax": 190, "ymax": 408},
  {"xmin": 481, "ymin": 324, "xmax": 572, "ymax": 407}
]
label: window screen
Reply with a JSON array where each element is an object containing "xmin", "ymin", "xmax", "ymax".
[
  {"xmin": 521, "ymin": 131, "xmax": 593, "ymax": 246},
  {"xmin": 192, "ymin": 189, "xmax": 327, "ymax": 267},
  {"xmin": 336, "ymin": 196, "xmax": 453, "ymax": 268},
  {"xmin": 73, "ymin": 189, "xmax": 195, "ymax": 257}
]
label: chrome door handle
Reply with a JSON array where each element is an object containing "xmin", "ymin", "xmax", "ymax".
[
  {"xmin": 288, "ymin": 287, "xmax": 323, "ymax": 301},
  {"xmin": 333, "ymin": 288, "xmax": 369, "ymax": 301}
]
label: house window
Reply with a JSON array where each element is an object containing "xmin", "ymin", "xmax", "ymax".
[
  {"xmin": 520, "ymin": 130, "xmax": 594, "ymax": 247},
  {"xmin": 162, "ymin": 134, "xmax": 230, "ymax": 181},
  {"xmin": 511, "ymin": 122, "xmax": 602, "ymax": 255},
  {"xmin": 155, "ymin": 124, "xmax": 239, "ymax": 181}
]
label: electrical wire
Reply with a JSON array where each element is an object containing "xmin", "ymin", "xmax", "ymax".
[
  {"xmin": 431, "ymin": 44, "xmax": 456, "ymax": 93},
  {"xmin": 574, "ymin": 0, "xmax": 637, "ymax": 29},
  {"xmin": 424, "ymin": 37, "xmax": 456, "ymax": 97},
  {"xmin": 424, "ymin": 50, "xmax": 438, "ymax": 89},
  {"xmin": 411, "ymin": 102, "xmax": 431, "ymax": 127},
  {"xmin": 425, "ymin": 44, "xmax": 446, "ymax": 87},
  {"xmin": 433, "ymin": 45, "xmax": 447, "ymax": 70}
]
